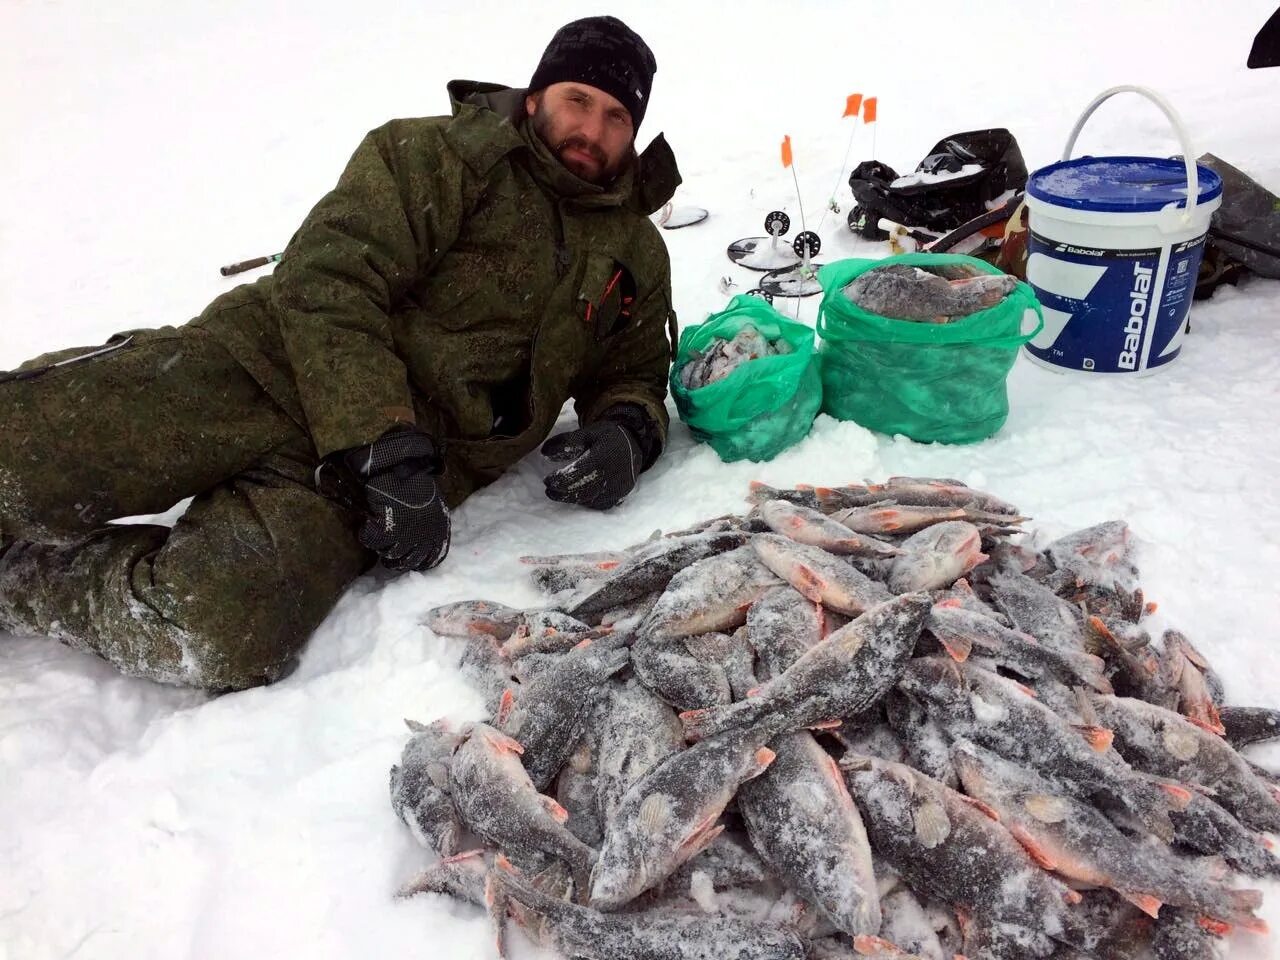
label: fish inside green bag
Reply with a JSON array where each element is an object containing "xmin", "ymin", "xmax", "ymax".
[
  {"xmin": 669, "ymin": 295, "xmax": 822, "ymax": 462},
  {"xmin": 816, "ymin": 254, "xmax": 1043, "ymax": 444}
]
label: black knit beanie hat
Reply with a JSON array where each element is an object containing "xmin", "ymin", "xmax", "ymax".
[{"xmin": 528, "ymin": 16, "xmax": 657, "ymax": 131}]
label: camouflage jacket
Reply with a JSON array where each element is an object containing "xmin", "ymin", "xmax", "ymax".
[{"xmin": 197, "ymin": 80, "xmax": 680, "ymax": 504}]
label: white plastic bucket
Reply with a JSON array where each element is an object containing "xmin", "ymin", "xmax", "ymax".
[{"xmin": 1023, "ymin": 86, "xmax": 1223, "ymax": 375}]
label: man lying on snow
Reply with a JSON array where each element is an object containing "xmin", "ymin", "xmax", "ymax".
[{"xmin": 0, "ymin": 16, "xmax": 680, "ymax": 691}]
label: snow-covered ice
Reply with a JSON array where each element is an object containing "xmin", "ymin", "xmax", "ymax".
[{"xmin": 3, "ymin": 0, "xmax": 1279, "ymax": 957}]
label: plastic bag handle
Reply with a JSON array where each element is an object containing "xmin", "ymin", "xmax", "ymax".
[{"xmin": 1062, "ymin": 85, "xmax": 1200, "ymax": 227}]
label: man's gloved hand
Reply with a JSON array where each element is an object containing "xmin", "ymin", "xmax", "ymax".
[
  {"xmin": 542, "ymin": 405, "xmax": 657, "ymax": 511},
  {"xmin": 331, "ymin": 427, "xmax": 450, "ymax": 571}
]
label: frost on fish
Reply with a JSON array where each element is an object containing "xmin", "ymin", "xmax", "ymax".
[
  {"xmin": 1220, "ymin": 705, "xmax": 1280, "ymax": 750},
  {"xmin": 499, "ymin": 637, "xmax": 629, "ymax": 790},
  {"xmin": 839, "ymin": 754, "xmax": 1079, "ymax": 937},
  {"xmin": 448, "ymin": 723, "xmax": 597, "ymax": 897},
  {"xmin": 950, "ymin": 739, "xmax": 1267, "ymax": 933},
  {"xmin": 738, "ymin": 731, "xmax": 880, "ymax": 936},
  {"xmin": 759, "ymin": 499, "xmax": 901, "ymax": 558},
  {"xmin": 567, "ymin": 531, "xmax": 751, "ymax": 623},
  {"xmin": 496, "ymin": 857, "xmax": 806, "ymax": 960},
  {"xmin": 642, "ymin": 545, "xmax": 782, "ymax": 640},
  {"xmin": 1151, "ymin": 905, "xmax": 1230, "ymax": 960},
  {"xmin": 888, "ymin": 521, "xmax": 987, "ymax": 593},
  {"xmin": 885, "ymin": 690, "xmax": 957, "ymax": 789},
  {"xmin": 1045, "ymin": 520, "xmax": 1138, "ymax": 592},
  {"xmin": 746, "ymin": 586, "xmax": 826, "ymax": 680},
  {"xmin": 1088, "ymin": 693, "xmax": 1280, "ymax": 834},
  {"xmin": 988, "ymin": 571, "xmax": 1089, "ymax": 657},
  {"xmin": 926, "ymin": 599, "xmax": 1113, "ymax": 694},
  {"xmin": 594, "ymin": 680, "xmax": 686, "ymax": 824},
  {"xmin": 556, "ymin": 744, "xmax": 605, "ymax": 847},
  {"xmin": 874, "ymin": 886, "xmax": 948, "ymax": 960},
  {"xmin": 1162, "ymin": 629, "xmax": 1225, "ymax": 734},
  {"xmin": 843, "ymin": 263, "xmax": 1017, "ymax": 323},
  {"xmin": 425, "ymin": 599, "xmax": 525, "ymax": 640},
  {"xmin": 590, "ymin": 719, "xmax": 786, "ymax": 909},
  {"xmin": 680, "ymin": 593, "xmax": 930, "ymax": 742},
  {"xmin": 666, "ymin": 830, "xmax": 769, "ymax": 895},
  {"xmin": 752, "ymin": 534, "xmax": 893, "ymax": 615},
  {"xmin": 899, "ymin": 658, "xmax": 1189, "ymax": 842},
  {"xmin": 456, "ymin": 634, "xmax": 517, "ymax": 715},
  {"xmin": 389, "ymin": 718, "xmax": 467, "ymax": 857},
  {"xmin": 632, "ymin": 632, "xmax": 733, "ymax": 711},
  {"xmin": 677, "ymin": 323, "xmax": 793, "ymax": 391}
]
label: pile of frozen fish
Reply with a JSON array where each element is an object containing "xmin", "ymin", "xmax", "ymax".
[
  {"xmin": 843, "ymin": 263, "xmax": 1017, "ymax": 323},
  {"xmin": 677, "ymin": 323, "xmax": 794, "ymax": 390},
  {"xmin": 393, "ymin": 477, "xmax": 1279, "ymax": 960}
]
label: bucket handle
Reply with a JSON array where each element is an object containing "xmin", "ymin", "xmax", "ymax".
[{"xmin": 1062, "ymin": 85, "xmax": 1200, "ymax": 228}]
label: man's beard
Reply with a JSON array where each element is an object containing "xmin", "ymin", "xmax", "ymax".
[{"xmin": 529, "ymin": 103, "xmax": 618, "ymax": 185}]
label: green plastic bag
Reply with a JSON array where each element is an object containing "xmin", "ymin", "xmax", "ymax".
[
  {"xmin": 670, "ymin": 295, "xmax": 822, "ymax": 462},
  {"xmin": 816, "ymin": 254, "xmax": 1043, "ymax": 444}
]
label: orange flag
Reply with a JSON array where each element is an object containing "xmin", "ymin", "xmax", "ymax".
[
  {"xmin": 780, "ymin": 135, "xmax": 793, "ymax": 168},
  {"xmin": 843, "ymin": 93, "xmax": 863, "ymax": 118},
  {"xmin": 863, "ymin": 97, "xmax": 878, "ymax": 123}
]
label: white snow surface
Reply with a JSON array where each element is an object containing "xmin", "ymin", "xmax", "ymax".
[{"xmin": 3, "ymin": 1, "xmax": 1280, "ymax": 957}]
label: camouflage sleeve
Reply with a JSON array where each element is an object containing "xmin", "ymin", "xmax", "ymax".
[
  {"xmin": 271, "ymin": 119, "xmax": 467, "ymax": 459},
  {"xmin": 573, "ymin": 259, "xmax": 675, "ymax": 451}
]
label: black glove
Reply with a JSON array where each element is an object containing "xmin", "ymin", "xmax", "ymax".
[
  {"xmin": 331, "ymin": 427, "xmax": 450, "ymax": 572},
  {"xmin": 542, "ymin": 405, "xmax": 658, "ymax": 511}
]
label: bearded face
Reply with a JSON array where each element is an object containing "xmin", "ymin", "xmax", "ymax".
[{"xmin": 526, "ymin": 83, "xmax": 634, "ymax": 185}]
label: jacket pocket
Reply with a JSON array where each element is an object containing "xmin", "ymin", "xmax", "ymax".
[{"xmin": 578, "ymin": 254, "xmax": 637, "ymax": 342}]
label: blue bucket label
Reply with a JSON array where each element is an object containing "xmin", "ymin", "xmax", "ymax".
[{"xmin": 1024, "ymin": 230, "xmax": 1208, "ymax": 373}]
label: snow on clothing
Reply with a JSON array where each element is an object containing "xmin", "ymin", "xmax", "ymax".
[{"xmin": 0, "ymin": 80, "xmax": 681, "ymax": 690}]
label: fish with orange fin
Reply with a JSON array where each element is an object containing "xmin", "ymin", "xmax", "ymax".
[
  {"xmin": 389, "ymin": 717, "xmax": 467, "ymax": 857},
  {"xmin": 426, "ymin": 599, "xmax": 526, "ymax": 640},
  {"xmin": 1161, "ymin": 629, "xmax": 1226, "ymax": 735},
  {"xmin": 679, "ymin": 593, "xmax": 930, "ymax": 743},
  {"xmin": 897, "ymin": 658, "xmax": 1192, "ymax": 842},
  {"xmin": 758, "ymin": 499, "xmax": 902, "ymax": 558},
  {"xmin": 738, "ymin": 731, "xmax": 881, "ymax": 937},
  {"xmin": 565, "ymin": 530, "xmax": 753, "ymax": 622},
  {"xmin": 988, "ymin": 571, "xmax": 1090, "ymax": 658},
  {"xmin": 1045, "ymin": 520, "xmax": 1138, "ymax": 591},
  {"xmin": 1221, "ymin": 705, "xmax": 1280, "ymax": 750},
  {"xmin": 867, "ymin": 885, "xmax": 949, "ymax": 960},
  {"xmin": 493, "ymin": 854, "xmax": 806, "ymax": 960},
  {"xmin": 1168, "ymin": 782, "xmax": 1280, "ymax": 880},
  {"xmin": 887, "ymin": 521, "xmax": 987, "ymax": 593},
  {"xmin": 838, "ymin": 753, "xmax": 1083, "ymax": 939},
  {"xmin": 498, "ymin": 637, "xmax": 630, "ymax": 790},
  {"xmin": 1085, "ymin": 614, "xmax": 1172, "ymax": 705},
  {"xmin": 951, "ymin": 739, "xmax": 1268, "ymax": 934},
  {"xmin": 641, "ymin": 545, "xmax": 782, "ymax": 641},
  {"xmin": 831, "ymin": 502, "xmax": 1027, "ymax": 537},
  {"xmin": 448, "ymin": 722, "xmax": 598, "ymax": 900},
  {"xmin": 746, "ymin": 481, "xmax": 831, "ymax": 511},
  {"xmin": 1088, "ymin": 693, "xmax": 1280, "ymax": 835},
  {"xmin": 927, "ymin": 598, "xmax": 1113, "ymax": 693},
  {"xmin": 745, "ymin": 585, "xmax": 831, "ymax": 680},
  {"xmin": 589, "ymin": 711, "xmax": 796, "ymax": 910},
  {"xmin": 752, "ymin": 534, "xmax": 894, "ymax": 615},
  {"xmin": 1151, "ymin": 905, "xmax": 1231, "ymax": 960}
]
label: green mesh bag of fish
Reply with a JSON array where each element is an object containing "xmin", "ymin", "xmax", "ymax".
[
  {"xmin": 816, "ymin": 254, "xmax": 1043, "ymax": 444},
  {"xmin": 670, "ymin": 295, "xmax": 823, "ymax": 462}
]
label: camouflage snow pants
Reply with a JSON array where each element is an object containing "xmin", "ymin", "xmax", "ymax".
[{"xmin": 0, "ymin": 325, "xmax": 371, "ymax": 690}]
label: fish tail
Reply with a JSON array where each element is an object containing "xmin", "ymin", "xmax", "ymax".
[
  {"xmin": 1203, "ymin": 888, "xmax": 1269, "ymax": 934},
  {"xmin": 679, "ymin": 701, "xmax": 747, "ymax": 742},
  {"xmin": 1067, "ymin": 651, "xmax": 1114, "ymax": 694}
]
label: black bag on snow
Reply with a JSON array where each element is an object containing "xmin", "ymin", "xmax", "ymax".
[{"xmin": 847, "ymin": 129, "xmax": 1028, "ymax": 239}]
